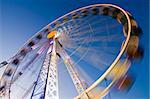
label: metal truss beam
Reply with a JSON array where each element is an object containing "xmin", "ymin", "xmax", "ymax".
[
  {"xmin": 30, "ymin": 39, "xmax": 59, "ymax": 99},
  {"xmin": 56, "ymin": 41, "xmax": 89, "ymax": 99}
]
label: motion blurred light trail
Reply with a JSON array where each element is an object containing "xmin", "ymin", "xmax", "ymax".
[{"xmin": 0, "ymin": 3, "xmax": 144, "ymax": 99}]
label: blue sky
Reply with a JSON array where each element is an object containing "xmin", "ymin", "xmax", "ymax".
[{"xmin": 0, "ymin": 0, "xmax": 149, "ymax": 99}]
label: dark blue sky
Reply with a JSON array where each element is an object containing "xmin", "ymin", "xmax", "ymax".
[{"xmin": 0, "ymin": 0, "xmax": 149, "ymax": 99}]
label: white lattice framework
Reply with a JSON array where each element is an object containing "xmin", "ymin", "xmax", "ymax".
[{"xmin": 0, "ymin": 3, "xmax": 143, "ymax": 99}]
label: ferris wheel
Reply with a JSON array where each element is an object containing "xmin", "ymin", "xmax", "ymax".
[{"xmin": 0, "ymin": 4, "xmax": 143, "ymax": 99}]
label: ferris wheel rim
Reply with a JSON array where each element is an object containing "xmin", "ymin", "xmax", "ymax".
[
  {"xmin": 44, "ymin": 4, "xmax": 131, "ymax": 98},
  {"xmin": 2, "ymin": 3, "xmax": 132, "ymax": 99},
  {"xmin": 48, "ymin": 4, "xmax": 131, "ymax": 98}
]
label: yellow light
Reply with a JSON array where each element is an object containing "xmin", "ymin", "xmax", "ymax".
[{"xmin": 47, "ymin": 30, "xmax": 57, "ymax": 39}]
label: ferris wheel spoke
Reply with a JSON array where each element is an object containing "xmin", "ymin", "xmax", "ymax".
[
  {"xmin": 63, "ymin": 43, "xmax": 118, "ymax": 74},
  {"xmin": 31, "ymin": 39, "xmax": 49, "ymax": 50},
  {"xmin": 69, "ymin": 49, "xmax": 109, "ymax": 72},
  {"xmin": 68, "ymin": 14, "xmax": 112, "ymax": 33},
  {"xmin": 68, "ymin": 23, "xmax": 120, "ymax": 40},
  {"xmin": 64, "ymin": 42, "xmax": 120, "ymax": 56},
  {"xmin": 70, "ymin": 21, "xmax": 105, "ymax": 36},
  {"xmin": 68, "ymin": 18, "xmax": 107, "ymax": 37},
  {"xmin": 11, "ymin": 44, "xmax": 49, "ymax": 85},
  {"xmin": 22, "ymin": 82, "xmax": 36, "ymax": 99},
  {"xmin": 20, "ymin": 45, "xmax": 48, "ymax": 72},
  {"xmin": 81, "ymin": 46, "xmax": 119, "ymax": 55},
  {"xmin": 58, "ymin": 19, "xmax": 116, "ymax": 72},
  {"xmin": 3, "ymin": 40, "xmax": 49, "ymax": 76},
  {"xmin": 0, "ymin": 4, "xmax": 143, "ymax": 99},
  {"xmin": 69, "ymin": 34, "xmax": 123, "ymax": 46},
  {"xmin": 66, "ymin": 49, "xmax": 115, "ymax": 62},
  {"xmin": 67, "ymin": 13, "xmax": 102, "ymax": 31},
  {"xmin": 56, "ymin": 22, "xmax": 121, "ymax": 49}
]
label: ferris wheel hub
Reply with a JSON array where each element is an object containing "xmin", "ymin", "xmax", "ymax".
[{"xmin": 47, "ymin": 30, "xmax": 57, "ymax": 39}]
